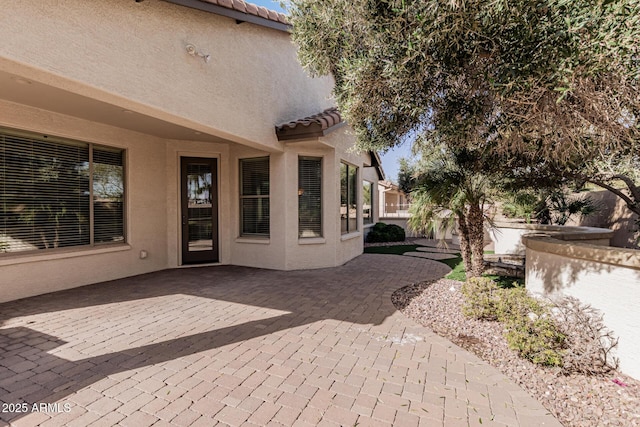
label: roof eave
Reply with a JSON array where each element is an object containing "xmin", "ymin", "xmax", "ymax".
[
  {"xmin": 368, "ymin": 150, "xmax": 385, "ymax": 180},
  {"xmin": 161, "ymin": 0, "xmax": 291, "ymax": 32},
  {"xmin": 275, "ymin": 116, "xmax": 345, "ymax": 142}
]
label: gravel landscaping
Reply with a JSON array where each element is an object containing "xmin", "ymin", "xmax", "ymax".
[{"xmin": 392, "ymin": 278, "xmax": 640, "ymax": 427}]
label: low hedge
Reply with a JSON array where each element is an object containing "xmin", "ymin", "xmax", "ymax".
[{"xmin": 365, "ymin": 222, "xmax": 406, "ymax": 243}]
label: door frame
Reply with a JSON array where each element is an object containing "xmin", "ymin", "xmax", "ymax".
[{"xmin": 180, "ymin": 156, "xmax": 219, "ymax": 265}]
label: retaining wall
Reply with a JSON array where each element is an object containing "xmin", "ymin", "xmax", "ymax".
[{"xmin": 522, "ymin": 229, "xmax": 640, "ymax": 379}]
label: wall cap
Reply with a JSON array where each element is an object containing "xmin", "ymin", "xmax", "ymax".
[{"xmin": 523, "ymin": 231, "xmax": 640, "ymax": 271}]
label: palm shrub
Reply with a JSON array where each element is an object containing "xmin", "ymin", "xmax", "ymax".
[{"xmin": 408, "ymin": 146, "xmax": 500, "ymax": 277}]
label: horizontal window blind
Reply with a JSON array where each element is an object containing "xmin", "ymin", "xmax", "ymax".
[
  {"xmin": 93, "ymin": 147, "xmax": 125, "ymax": 243},
  {"xmin": 240, "ymin": 157, "xmax": 269, "ymax": 236},
  {"xmin": 0, "ymin": 129, "xmax": 124, "ymax": 254},
  {"xmin": 340, "ymin": 162, "xmax": 359, "ymax": 234},
  {"xmin": 298, "ymin": 157, "xmax": 322, "ymax": 238}
]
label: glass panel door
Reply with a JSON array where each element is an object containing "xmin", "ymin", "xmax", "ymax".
[{"xmin": 181, "ymin": 157, "xmax": 218, "ymax": 264}]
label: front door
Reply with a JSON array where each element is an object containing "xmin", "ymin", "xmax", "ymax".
[{"xmin": 181, "ymin": 157, "xmax": 219, "ymax": 264}]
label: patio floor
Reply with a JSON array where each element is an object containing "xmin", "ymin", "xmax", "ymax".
[{"xmin": 0, "ymin": 254, "xmax": 560, "ymax": 426}]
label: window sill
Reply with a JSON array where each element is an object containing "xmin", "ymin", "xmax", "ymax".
[
  {"xmin": 235, "ymin": 237, "xmax": 270, "ymax": 245},
  {"xmin": 298, "ymin": 237, "xmax": 326, "ymax": 245},
  {"xmin": 0, "ymin": 244, "xmax": 132, "ymax": 267},
  {"xmin": 341, "ymin": 232, "xmax": 361, "ymax": 241}
]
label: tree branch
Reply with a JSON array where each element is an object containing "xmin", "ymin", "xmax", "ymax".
[{"xmin": 587, "ymin": 178, "xmax": 640, "ymax": 216}]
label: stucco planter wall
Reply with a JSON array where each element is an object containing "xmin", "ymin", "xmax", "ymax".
[
  {"xmin": 489, "ymin": 222, "xmax": 612, "ymax": 255},
  {"xmin": 523, "ymin": 230, "xmax": 640, "ymax": 379}
]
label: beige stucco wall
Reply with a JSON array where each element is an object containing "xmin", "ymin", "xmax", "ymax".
[
  {"xmin": 525, "ymin": 236, "xmax": 640, "ymax": 379},
  {"xmin": 0, "ymin": 0, "xmax": 334, "ymax": 151},
  {"xmin": 0, "ymin": 100, "xmax": 169, "ymax": 303}
]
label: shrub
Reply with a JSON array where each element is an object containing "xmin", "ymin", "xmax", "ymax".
[
  {"xmin": 502, "ymin": 300, "xmax": 566, "ymax": 366},
  {"xmin": 461, "ymin": 278, "xmax": 620, "ymax": 372},
  {"xmin": 365, "ymin": 222, "xmax": 406, "ymax": 243},
  {"xmin": 461, "ymin": 277, "xmax": 502, "ymax": 320},
  {"xmin": 462, "ymin": 277, "xmax": 566, "ymax": 367},
  {"xmin": 552, "ymin": 297, "xmax": 619, "ymax": 375}
]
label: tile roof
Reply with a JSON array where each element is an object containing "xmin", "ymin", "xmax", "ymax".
[
  {"xmin": 198, "ymin": 0, "xmax": 289, "ymax": 25},
  {"xmin": 275, "ymin": 107, "xmax": 344, "ymax": 141}
]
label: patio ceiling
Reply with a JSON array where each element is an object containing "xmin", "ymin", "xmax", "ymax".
[{"xmin": 0, "ymin": 69, "xmax": 220, "ymax": 142}]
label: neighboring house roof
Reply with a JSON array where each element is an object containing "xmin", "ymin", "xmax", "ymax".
[
  {"xmin": 275, "ymin": 107, "xmax": 344, "ymax": 141},
  {"xmin": 163, "ymin": 0, "xmax": 290, "ymax": 31},
  {"xmin": 379, "ymin": 180, "xmax": 404, "ymax": 193}
]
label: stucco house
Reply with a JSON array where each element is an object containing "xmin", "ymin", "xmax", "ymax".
[
  {"xmin": 378, "ymin": 180, "xmax": 410, "ymax": 218},
  {"xmin": 0, "ymin": 0, "xmax": 383, "ymax": 303}
]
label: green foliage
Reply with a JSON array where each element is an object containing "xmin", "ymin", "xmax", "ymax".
[
  {"xmin": 538, "ymin": 191, "xmax": 599, "ymax": 225},
  {"xmin": 290, "ymin": 0, "xmax": 640, "ymax": 161},
  {"xmin": 406, "ymin": 145, "xmax": 500, "ymax": 277},
  {"xmin": 291, "ymin": 0, "xmax": 640, "ymax": 244},
  {"xmin": 462, "ymin": 277, "xmax": 566, "ymax": 367},
  {"xmin": 502, "ymin": 188, "xmax": 599, "ymax": 225},
  {"xmin": 365, "ymin": 222, "xmax": 406, "ymax": 243},
  {"xmin": 501, "ymin": 190, "xmax": 545, "ymax": 223},
  {"xmin": 445, "ymin": 262, "xmax": 466, "ymax": 282},
  {"xmin": 504, "ymin": 317, "xmax": 566, "ymax": 367},
  {"xmin": 501, "ymin": 293, "xmax": 566, "ymax": 367},
  {"xmin": 461, "ymin": 277, "xmax": 502, "ymax": 320},
  {"xmin": 397, "ymin": 157, "xmax": 418, "ymax": 195}
]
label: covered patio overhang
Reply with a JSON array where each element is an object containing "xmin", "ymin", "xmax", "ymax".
[{"xmin": 0, "ymin": 64, "xmax": 285, "ymax": 155}]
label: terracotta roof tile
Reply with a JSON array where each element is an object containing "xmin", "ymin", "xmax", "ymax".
[
  {"xmin": 256, "ymin": 5, "xmax": 270, "ymax": 18},
  {"xmin": 232, "ymin": 1, "xmax": 247, "ymax": 12},
  {"xmin": 244, "ymin": 2, "xmax": 258, "ymax": 14},
  {"xmin": 198, "ymin": 0, "xmax": 288, "ymax": 26},
  {"xmin": 276, "ymin": 108, "xmax": 344, "ymax": 141}
]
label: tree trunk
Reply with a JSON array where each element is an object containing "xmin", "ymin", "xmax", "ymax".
[
  {"xmin": 466, "ymin": 202, "xmax": 485, "ymax": 277},
  {"xmin": 456, "ymin": 211, "xmax": 473, "ymax": 275}
]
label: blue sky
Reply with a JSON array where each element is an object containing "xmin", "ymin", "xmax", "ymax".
[
  {"xmin": 250, "ymin": 0, "xmax": 414, "ymax": 182},
  {"xmin": 379, "ymin": 143, "xmax": 414, "ymax": 183},
  {"xmin": 250, "ymin": 0, "xmax": 286, "ymax": 12}
]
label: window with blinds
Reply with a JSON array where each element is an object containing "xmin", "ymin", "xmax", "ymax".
[
  {"xmin": 340, "ymin": 162, "xmax": 359, "ymax": 234},
  {"xmin": 239, "ymin": 157, "xmax": 270, "ymax": 237},
  {"xmin": 0, "ymin": 129, "xmax": 125, "ymax": 255},
  {"xmin": 298, "ymin": 157, "xmax": 322, "ymax": 238}
]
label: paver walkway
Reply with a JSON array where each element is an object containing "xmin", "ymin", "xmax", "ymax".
[{"xmin": 0, "ymin": 254, "xmax": 560, "ymax": 426}]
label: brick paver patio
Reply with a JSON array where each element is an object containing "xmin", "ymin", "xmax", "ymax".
[{"xmin": 0, "ymin": 254, "xmax": 560, "ymax": 426}]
